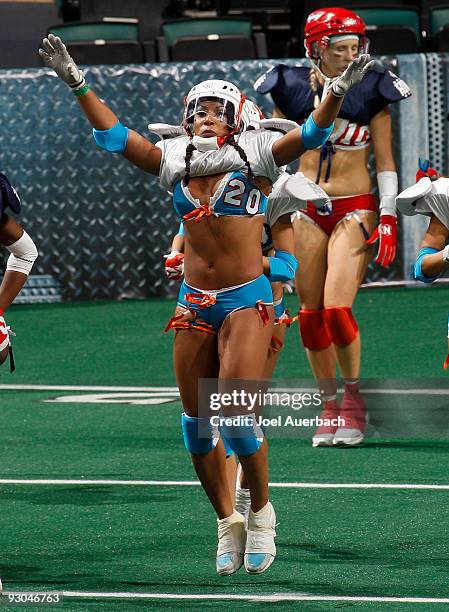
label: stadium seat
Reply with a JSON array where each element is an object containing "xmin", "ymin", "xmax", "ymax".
[
  {"xmin": 157, "ymin": 18, "xmax": 267, "ymax": 61},
  {"xmin": 366, "ymin": 25, "xmax": 419, "ymax": 54},
  {"xmin": 46, "ymin": 20, "xmax": 144, "ymax": 65},
  {"xmin": 170, "ymin": 35, "xmax": 256, "ymax": 61},
  {"xmin": 161, "ymin": 17, "xmax": 251, "ymax": 47},
  {"xmin": 350, "ymin": 5, "xmax": 421, "ymax": 42},
  {"xmin": 216, "ymin": 0, "xmax": 300, "ymax": 58},
  {"xmin": 80, "ymin": 0, "xmax": 167, "ymax": 43},
  {"xmin": 57, "ymin": 41, "xmax": 145, "ymax": 65},
  {"xmin": 48, "ymin": 20, "xmax": 140, "ymax": 43},
  {"xmin": 433, "ymin": 23, "xmax": 449, "ymax": 50},
  {"xmin": 431, "ymin": 6, "xmax": 449, "ymax": 36}
]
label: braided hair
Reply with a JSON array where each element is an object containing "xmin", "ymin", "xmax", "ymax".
[
  {"xmin": 183, "ymin": 142, "xmax": 196, "ymax": 186},
  {"xmin": 309, "ymin": 68, "xmax": 321, "ymax": 109},
  {"xmin": 227, "ymin": 136, "xmax": 254, "ymax": 181}
]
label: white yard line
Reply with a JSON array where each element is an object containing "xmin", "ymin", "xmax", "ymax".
[
  {"xmin": 0, "ymin": 385, "xmax": 179, "ymax": 392},
  {"xmin": 55, "ymin": 591, "xmax": 449, "ymax": 604},
  {"xmin": 0, "ymin": 479, "xmax": 447, "ymax": 490},
  {"xmin": 1, "ymin": 384, "xmax": 449, "ymax": 396}
]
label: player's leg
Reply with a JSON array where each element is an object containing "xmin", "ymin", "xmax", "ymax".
[
  {"xmin": 293, "ymin": 215, "xmax": 340, "ymax": 446},
  {"xmin": 219, "ymin": 303, "xmax": 276, "ymax": 574},
  {"xmin": 173, "ymin": 322, "xmax": 232, "ymax": 516},
  {"xmin": 324, "ymin": 211, "xmax": 377, "ymax": 445},
  {"xmin": 173, "ymin": 319, "xmax": 246, "ymax": 576},
  {"xmin": 236, "ymin": 285, "xmax": 286, "ymax": 523},
  {"xmin": 0, "ymin": 215, "xmax": 38, "ymax": 365},
  {"xmin": 263, "ymin": 282, "xmax": 288, "ymax": 379}
]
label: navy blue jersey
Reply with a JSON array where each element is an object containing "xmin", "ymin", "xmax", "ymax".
[{"xmin": 254, "ymin": 62, "xmax": 411, "ymax": 126}]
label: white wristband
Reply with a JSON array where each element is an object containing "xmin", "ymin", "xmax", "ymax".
[{"xmin": 377, "ymin": 171, "xmax": 398, "ymax": 217}]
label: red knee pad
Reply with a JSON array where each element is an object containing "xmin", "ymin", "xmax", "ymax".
[
  {"xmin": 323, "ymin": 307, "xmax": 358, "ymax": 347},
  {"xmin": 299, "ymin": 309, "xmax": 332, "ymax": 351}
]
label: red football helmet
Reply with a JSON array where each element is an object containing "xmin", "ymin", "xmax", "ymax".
[{"xmin": 304, "ymin": 7, "xmax": 368, "ymax": 60}]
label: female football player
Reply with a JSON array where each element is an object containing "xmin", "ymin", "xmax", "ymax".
[
  {"xmin": 0, "ymin": 174, "xmax": 38, "ymax": 369},
  {"xmin": 397, "ymin": 163, "xmax": 449, "ymax": 367},
  {"xmin": 255, "ymin": 6, "xmax": 411, "ymax": 447},
  {"xmin": 39, "ymin": 33, "xmax": 372, "ymax": 574}
]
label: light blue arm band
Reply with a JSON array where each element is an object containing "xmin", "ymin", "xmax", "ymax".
[
  {"xmin": 177, "ymin": 222, "xmax": 185, "ymax": 237},
  {"xmin": 268, "ymin": 250, "xmax": 298, "ymax": 282},
  {"xmin": 92, "ymin": 121, "xmax": 129, "ymax": 153},
  {"xmin": 300, "ymin": 114, "xmax": 334, "ymax": 150},
  {"xmin": 413, "ymin": 247, "xmax": 439, "ymax": 283}
]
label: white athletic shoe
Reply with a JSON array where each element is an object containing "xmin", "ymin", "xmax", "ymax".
[
  {"xmin": 244, "ymin": 501, "xmax": 276, "ymax": 574},
  {"xmin": 216, "ymin": 510, "xmax": 246, "ymax": 576},
  {"xmin": 235, "ymin": 465, "xmax": 251, "ymax": 522}
]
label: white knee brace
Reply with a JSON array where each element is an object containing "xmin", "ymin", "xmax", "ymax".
[{"xmin": 5, "ymin": 231, "xmax": 38, "ymax": 275}]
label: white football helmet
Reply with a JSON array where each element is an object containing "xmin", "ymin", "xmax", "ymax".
[
  {"xmin": 241, "ymin": 99, "xmax": 264, "ymax": 131},
  {"xmin": 183, "ymin": 79, "xmax": 245, "ymax": 137}
]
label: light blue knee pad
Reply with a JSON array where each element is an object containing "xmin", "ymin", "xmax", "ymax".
[
  {"xmin": 220, "ymin": 415, "xmax": 264, "ymax": 457},
  {"xmin": 181, "ymin": 413, "xmax": 218, "ymax": 454}
]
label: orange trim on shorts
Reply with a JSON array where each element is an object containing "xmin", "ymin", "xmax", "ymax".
[
  {"xmin": 164, "ymin": 314, "xmax": 216, "ymax": 335},
  {"xmin": 256, "ymin": 300, "xmax": 270, "ymax": 325},
  {"xmin": 185, "ymin": 292, "xmax": 217, "ymax": 308}
]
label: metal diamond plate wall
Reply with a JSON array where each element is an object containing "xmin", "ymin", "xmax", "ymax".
[{"xmin": 0, "ymin": 57, "xmax": 422, "ymax": 299}]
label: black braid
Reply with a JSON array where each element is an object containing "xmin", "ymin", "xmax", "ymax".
[
  {"xmin": 228, "ymin": 137, "xmax": 254, "ymax": 181},
  {"xmin": 183, "ymin": 142, "xmax": 196, "ymax": 186}
]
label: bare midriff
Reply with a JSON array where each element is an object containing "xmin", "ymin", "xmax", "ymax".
[
  {"xmin": 183, "ymin": 173, "xmax": 267, "ymax": 289},
  {"xmin": 298, "ymin": 146, "xmax": 372, "ymax": 197}
]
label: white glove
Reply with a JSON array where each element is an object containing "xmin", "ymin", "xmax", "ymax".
[
  {"xmin": 164, "ymin": 251, "xmax": 184, "ymax": 280},
  {"xmin": 39, "ymin": 34, "xmax": 86, "ymax": 91},
  {"xmin": 331, "ymin": 54, "xmax": 375, "ymax": 97}
]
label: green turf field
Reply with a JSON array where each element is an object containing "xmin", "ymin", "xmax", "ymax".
[{"xmin": 0, "ymin": 287, "xmax": 448, "ymax": 610}]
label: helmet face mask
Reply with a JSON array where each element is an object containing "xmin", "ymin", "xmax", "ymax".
[
  {"xmin": 183, "ymin": 79, "xmax": 245, "ymax": 138},
  {"xmin": 185, "ymin": 96, "xmax": 236, "ymax": 131}
]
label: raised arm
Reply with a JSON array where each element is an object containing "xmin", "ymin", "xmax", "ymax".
[
  {"xmin": 272, "ymin": 54, "xmax": 374, "ymax": 167},
  {"xmin": 39, "ymin": 35, "xmax": 162, "ymax": 176}
]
